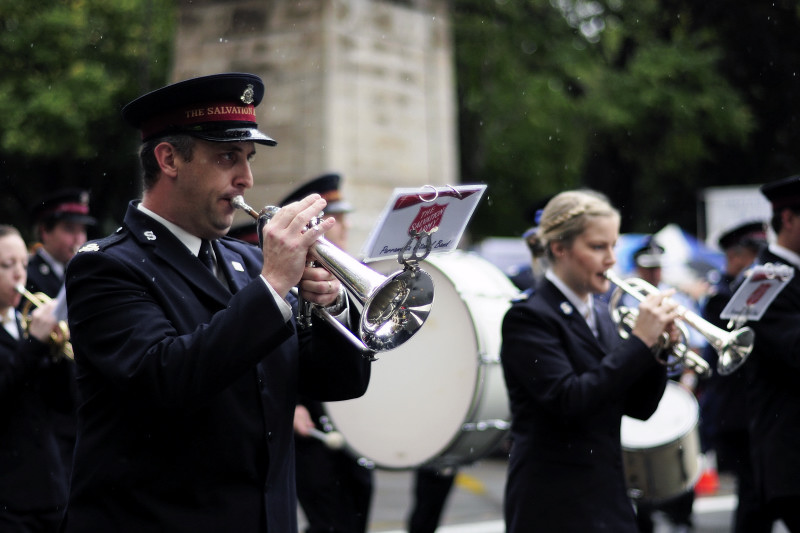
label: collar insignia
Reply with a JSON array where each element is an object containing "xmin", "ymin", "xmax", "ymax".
[
  {"xmin": 560, "ymin": 301, "xmax": 573, "ymax": 315},
  {"xmin": 232, "ymin": 261, "xmax": 244, "ymax": 272},
  {"xmin": 78, "ymin": 243, "xmax": 100, "ymax": 253}
]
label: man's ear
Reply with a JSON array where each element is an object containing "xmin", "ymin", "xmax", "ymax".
[{"xmin": 153, "ymin": 142, "xmax": 179, "ymax": 178}]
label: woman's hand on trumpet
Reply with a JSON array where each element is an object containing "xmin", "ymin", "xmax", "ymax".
[
  {"xmin": 27, "ymin": 298, "xmax": 60, "ymax": 344},
  {"xmin": 259, "ymin": 194, "xmax": 335, "ymax": 298},
  {"xmin": 630, "ymin": 289, "xmax": 681, "ymax": 348}
]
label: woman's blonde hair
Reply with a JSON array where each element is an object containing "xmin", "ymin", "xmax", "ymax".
[{"xmin": 534, "ymin": 189, "xmax": 619, "ymax": 260}]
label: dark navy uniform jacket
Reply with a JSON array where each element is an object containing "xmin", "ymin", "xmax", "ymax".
[
  {"xmin": 61, "ymin": 202, "xmax": 371, "ymax": 533},
  {"xmin": 500, "ymin": 279, "xmax": 667, "ymax": 533},
  {"xmin": 0, "ymin": 315, "xmax": 72, "ymax": 514},
  {"xmin": 26, "ymin": 250, "xmax": 65, "ymax": 299},
  {"xmin": 745, "ymin": 248, "xmax": 800, "ymax": 504}
]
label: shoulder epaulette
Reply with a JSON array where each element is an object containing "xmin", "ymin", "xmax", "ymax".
[
  {"xmin": 76, "ymin": 227, "xmax": 128, "ymax": 254},
  {"xmin": 511, "ymin": 287, "xmax": 535, "ymax": 303}
]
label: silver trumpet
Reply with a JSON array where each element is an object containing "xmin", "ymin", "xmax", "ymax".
[
  {"xmin": 605, "ymin": 270, "xmax": 754, "ymax": 376},
  {"xmin": 231, "ymin": 195, "xmax": 435, "ymax": 353}
]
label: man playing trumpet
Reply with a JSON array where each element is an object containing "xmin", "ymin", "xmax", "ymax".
[{"xmin": 61, "ymin": 73, "xmax": 372, "ymax": 533}]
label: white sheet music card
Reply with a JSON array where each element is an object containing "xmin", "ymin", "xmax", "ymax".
[
  {"xmin": 360, "ymin": 184, "xmax": 487, "ymax": 261},
  {"xmin": 721, "ymin": 263, "xmax": 795, "ymax": 322}
]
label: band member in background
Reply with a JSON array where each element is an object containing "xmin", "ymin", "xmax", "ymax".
[
  {"xmin": 26, "ymin": 189, "xmax": 96, "ymax": 298},
  {"xmin": 743, "ymin": 175, "xmax": 800, "ymax": 530},
  {"xmin": 280, "ymin": 173, "xmax": 374, "ymax": 533},
  {"xmin": 623, "ymin": 236, "xmax": 699, "ymax": 533},
  {"xmin": 0, "ymin": 225, "xmax": 73, "ymax": 533},
  {"xmin": 24, "ymin": 188, "xmax": 94, "ymax": 481},
  {"xmin": 61, "ymin": 73, "xmax": 372, "ymax": 533},
  {"xmin": 500, "ymin": 189, "xmax": 677, "ymax": 532},
  {"xmin": 699, "ymin": 220, "xmax": 771, "ymax": 533}
]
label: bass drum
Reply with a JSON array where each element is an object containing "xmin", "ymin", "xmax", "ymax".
[
  {"xmin": 620, "ymin": 381, "xmax": 701, "ymax": 502},
  {"xmin": 324, "ymin": 250, "xmax": 521, "ymax": 470}
]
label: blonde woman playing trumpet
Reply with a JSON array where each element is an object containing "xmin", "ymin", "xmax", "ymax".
[
  {"xmin": 500, "ymin": 190, "xmax": 680, "ymax": 532},
  {"xmin": 0, "ymin": 225, "xmax": 74, "ymax": 532}
]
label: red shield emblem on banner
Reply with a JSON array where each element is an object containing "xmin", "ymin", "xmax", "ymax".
[{"xmin": 409, "ymin": 203, "xmax": 447, "ymax": 234}]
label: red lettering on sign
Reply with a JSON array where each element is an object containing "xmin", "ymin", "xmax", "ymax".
[
  {"xmin": 409, "ymin": 203, "xmax": 447, "ymax": 234},
  {"xmin": 746, "ymin": 283, "xmax": 771, "ymax": 305}
]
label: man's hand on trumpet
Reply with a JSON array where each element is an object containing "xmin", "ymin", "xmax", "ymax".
[
  {"xmin": 259, "ymin": 194, "xmax": 336, "ymax": 299},
  {"xmin": 298, "ymin": 259, "xmax": 341, "ymax": 308},
  {"xmin": 630, "ymin": 290, "xmax": 681, "ymax": 349}
]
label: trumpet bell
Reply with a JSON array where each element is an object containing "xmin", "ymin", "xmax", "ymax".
[
  {"xmin": 716, "ymin": 327, "xmax": 755, "ymax": 376},
  {"xmin": 360, "ymin": 267, "xmax": 434, "ymax": 352}
]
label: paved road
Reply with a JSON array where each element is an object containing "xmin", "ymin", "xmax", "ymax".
[{"xmin": 299, "ymin": 457, "xmax": 789, "ymax": 532}]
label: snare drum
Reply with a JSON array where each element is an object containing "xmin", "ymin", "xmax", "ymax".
[
  {"xmin": 323, "ymin": 251, "xmax": 520, "ymax": 470},
  {"xmin": 620, "ymin": 381, "xmax": 701, "ymax": 502}
]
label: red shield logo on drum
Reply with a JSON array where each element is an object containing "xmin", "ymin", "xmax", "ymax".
[{"xmin": 409, "ymin": 203, "xmax": 447, "ymax": 234}]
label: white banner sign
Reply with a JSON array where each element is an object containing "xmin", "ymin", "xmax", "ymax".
[
  {"xmin": 721, "ymin": 263, "xmax": 795, "ymax": 322},
  {"xmin": 360, "ymin": 184, "xmax": 486, "ymax": 262}
]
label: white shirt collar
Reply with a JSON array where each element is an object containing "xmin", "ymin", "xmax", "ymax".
[
  {"xmin": 137, "ymin": 203, "xmax": 204, "ymax": 257},
  {"xmin": 769, "ymin": 243, "xmax": 800, "ymax": 270},
  {"xmin": 1, "ymin": 307, "xmax": 19, "ymax": 340},
  {"xmin": 545, "ymin": 269, "xmax": 596, "ymax": 332}
]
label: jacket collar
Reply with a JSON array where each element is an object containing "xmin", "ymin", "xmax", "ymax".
[{"xmin": 122, "ymin": 202, "xmax": 236, "ymax": 306}]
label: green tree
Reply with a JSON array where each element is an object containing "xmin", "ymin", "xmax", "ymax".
[
  {"xmin": 0, "ymin": 0, "xmax": 175, "ymax": 241},
  {"xmin": 455, "ymin": 0, "xmax": 755, "ymax": 239}
]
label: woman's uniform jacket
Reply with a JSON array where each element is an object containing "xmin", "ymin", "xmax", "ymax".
[
  {"xmin": 0, "ymin": 315, "xmax": 72, "ymax": 517},
  {"xmin": 745, "ymin": 247, "xmax": 800, "ymax": 505},
  {"xmin": 61, "ymin": 202, "xmax": 372, "ymax": 533},
  {"xmin": 500, "ymin": 279, "xmax": 667, "ymax": 532}
]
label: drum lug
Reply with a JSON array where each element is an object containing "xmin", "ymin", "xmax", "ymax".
[{"xmin": 461, "ymin": 419, "xmax": 510, "ymax": 432}]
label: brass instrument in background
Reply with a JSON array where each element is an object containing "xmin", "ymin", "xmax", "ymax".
[
  {"xmin": 605, "ymin": 270, "xmax": 754, "ymax": 377},
  {"xmin": 231, "ymin": 195, "xmax": 435, "ymax": 353},
  {"xmin": 15, "ymin": 284, "xmax": 74, "ymax": 361}
]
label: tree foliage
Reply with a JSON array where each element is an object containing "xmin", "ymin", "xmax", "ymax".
[
  {"xmin": 0, "ymin": 0, "xmax": 175, "ymax": 240},
  {"xmin": 1, "ymin": 0, "xmax": 799, "ymax": 246},
  {"xmin": 455, "ymin": 0, "xmax": 797, "ymax": 239}
]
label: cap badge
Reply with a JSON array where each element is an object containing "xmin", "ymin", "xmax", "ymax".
[{"xmin": 240, "ymin": 84, "xmax": 255, "ymax": 105}]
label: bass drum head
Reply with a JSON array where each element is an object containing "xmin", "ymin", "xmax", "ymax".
[{"xmin": 323, "ymin": 251, "xmax": 519, "ymax": 470}]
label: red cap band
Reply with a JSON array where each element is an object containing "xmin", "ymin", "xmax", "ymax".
[
  {"xmin": 140, "ymin": 101, "xmax": 257, "ymax": 140},
  {"xmin": 41, "ymin": 202, "xmax": 90, "ymax": 218}
]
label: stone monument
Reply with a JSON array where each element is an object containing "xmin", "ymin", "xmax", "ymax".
[{"xmin": 173, "ymin": 0, "xmax": 458, "ymax": 253}]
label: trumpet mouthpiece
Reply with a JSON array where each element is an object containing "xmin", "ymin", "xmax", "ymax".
[{"xmin": 230, "ymin": 196, "xmax": 259, "ymax": 220}]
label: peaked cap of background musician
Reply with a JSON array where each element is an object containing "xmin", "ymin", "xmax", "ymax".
[
  {"xmin": 121, "ymin": 72, "xmax": 276, "ymax": 146},
  {"xmin": 633, "ymin": 235, "xmax": 665, "ymax": 269},
  {"xmin": 31, "ymin": 188, "xmax": 97, "ymax": 227},
  {"xmin": 278, "ymin": 173, "xmax": 353, "ymax": 214},
  {"xmin": 760, "ymin": 174, "xmax": 800, "ymax": 212},
  {"xmin": 718, "ymin": 221, "xmax": 768, "ymax": 251}
]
